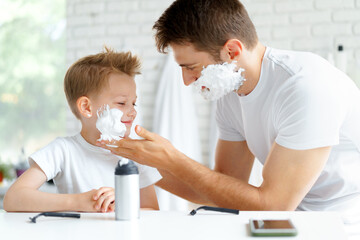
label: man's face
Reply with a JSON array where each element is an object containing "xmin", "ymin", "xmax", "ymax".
[
  {"xmin": 92, "ymin": 73, "xmax": 137, "ymax": 138},
  {"xmin": 170, "ymin": 42, "xmax": 246, "ymax": 101},
  {"xmin": 171, "ymin": 43, "xmax": 218, "ymax": 86}
]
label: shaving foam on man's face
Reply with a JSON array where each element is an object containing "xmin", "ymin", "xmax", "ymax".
[
  {"xmin": 192, "ymin": 62, "xmax": 246, "ymax": 101},
  {"xmin": 96, "ymin": 104, "xmax": 127, "ymax": 142}
]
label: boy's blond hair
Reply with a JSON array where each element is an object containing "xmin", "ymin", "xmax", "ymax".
[{"xmin": 64, "ymin": 48, "xmax": 141, "ymax": 119}]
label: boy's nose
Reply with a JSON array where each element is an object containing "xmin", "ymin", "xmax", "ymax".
[{"xmin": 127, "ymin": 108, "xmax": 137, "ymax": 118}]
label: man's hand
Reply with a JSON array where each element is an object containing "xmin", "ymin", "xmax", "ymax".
[
  {"xmin": 92, "ymin": 187, "xmax": 115, "ymax": 213},
  {"xmin": 97, "ymin": 125, "xmax": 185, "ymax": 171}
]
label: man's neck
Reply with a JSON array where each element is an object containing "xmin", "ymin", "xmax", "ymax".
[{"xmin": 236, "ymin": 43, "xmax": 266, "ymax": 96}]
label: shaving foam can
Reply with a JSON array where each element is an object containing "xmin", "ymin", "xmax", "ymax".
[{"xmin": 115, "ymin": 159, "xmax": 140, "ymax": 221}]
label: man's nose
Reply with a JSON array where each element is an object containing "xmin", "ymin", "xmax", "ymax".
[{"xmin": 182, "ymin": 69, "xmax": 198, "ymax": 86}]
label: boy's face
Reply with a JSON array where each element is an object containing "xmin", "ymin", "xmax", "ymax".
[{"xmin": 92, "ymin": 72, "xmax": 137, "ymax": 138}]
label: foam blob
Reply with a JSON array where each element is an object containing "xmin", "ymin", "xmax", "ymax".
[
  {"xmin": 119, "ymin": 158, "xmax": 129, "ymax": 166},
  {"xmin": 96, "ymin": 104, "xmax": 127, "ymax": 143},
  {"xmin": 192, "ymin": 62, "xmax": 246, "ymax": 101}
]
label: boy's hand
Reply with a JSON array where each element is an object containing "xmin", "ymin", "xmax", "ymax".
[
  {"xmin": 73, "ymin": 189, "xmax": 102, "ymax": 212},
  {"xmin": 93, "ymin": 187, "xmax": 115, "ymax": 213}
]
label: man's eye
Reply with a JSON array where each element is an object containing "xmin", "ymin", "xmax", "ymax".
[
  {"xmin": 186, "ymin": 67, "xmax": 194, "ymax": 71},
  {"xmin": 117, "ymin": 102, "xmax": 125, "ymax": 105}
]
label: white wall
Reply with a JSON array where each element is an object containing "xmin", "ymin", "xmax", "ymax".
[
  {"xmin": 66, "ymin": 0, "xmax": 360, "ymax": 168},
  {"xmin": 244, "ymin": 0, "xmax": 360, "ymax": 69}
]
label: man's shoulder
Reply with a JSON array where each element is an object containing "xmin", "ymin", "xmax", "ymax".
[
  {"xmin": 267, "ymin": 47, "xmax": 320, "ymax": 62},
  {"xmin": 265, "ymin": 47, "xmax": 348, "ymax": 95},
  {"xmin": 266, "ymin": 47, "xmax": 324, "ymax": 76}
]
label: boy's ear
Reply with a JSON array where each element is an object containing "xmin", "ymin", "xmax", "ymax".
[
  {"xmin": 221, "ymin": 39, "xmax": 243, "ymax": 62},
  {"xmin": 76, "ymin": 96, "xmax": 93, "ymax": 118}
]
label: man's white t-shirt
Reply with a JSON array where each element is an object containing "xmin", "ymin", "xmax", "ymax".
[
  {"xmin": 29, "ymin": 133, "xmax": 162, "ymax": 193},
  {"xmin": 216, "ymin": 47, "xmax": 360, "ymax": 214}
]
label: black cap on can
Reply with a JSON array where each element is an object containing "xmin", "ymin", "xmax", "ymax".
[{"xmin": 115, "ymin": 159, "xmax": 139, "ymax": 175}]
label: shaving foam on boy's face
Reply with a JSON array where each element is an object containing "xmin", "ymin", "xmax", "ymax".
[
  {"xmin": 192, "ymin": 61, "xmax": 246, "ymax": 101},
  {"xmin": 96, "ymin": 104, "xmax": 127, "ymax": 144}
]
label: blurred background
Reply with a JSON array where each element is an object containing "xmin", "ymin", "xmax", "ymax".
[{"xmin": 1, "ymin": 0, "xmax": 360, "ymax": 210}]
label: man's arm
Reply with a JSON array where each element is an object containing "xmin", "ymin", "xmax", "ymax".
[
  {"xmin": 140, "ymin": 184, "xmax": 160, "ymax": 210},
  {"xmin": 99, "ymin": 126, "xmax": 330, "ymax": 210},
  {"xmin": 214, "ymin": 139, "xmax": 255, "ymax": 182},
  {"xmin": 154, "ymin": 139, "xmax": 254, "ymax": 205},
  {"xmin": 155, "ymin": 170, "xmax": 212, "ymax": 205},
  {"xmin": 4, "ymin": 163, "xmax": 99, "ymax": 212},
  {"xmin": 175, "ymin": 143, "xmax": 330, "ymax": 210}
]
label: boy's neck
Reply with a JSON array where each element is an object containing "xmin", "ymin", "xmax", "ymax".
[{"xmin": 80, "ymin": 127, "xmax": 99, "ymax": 146}]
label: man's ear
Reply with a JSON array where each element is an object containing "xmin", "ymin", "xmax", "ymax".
[
  {"xmin": 76, "ymin": 96, "xmax": 93, "ymax": 118},
  {"xmin": 221, "ymin": 39, "xmax": 243, "ymax": 62}
]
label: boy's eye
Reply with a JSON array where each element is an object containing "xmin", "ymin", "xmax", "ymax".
[{"xmin": 117, "ymin": 102, "xmax": 125, "ymax": 105}]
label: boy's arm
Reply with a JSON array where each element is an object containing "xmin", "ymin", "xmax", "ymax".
[
  {"xmin": 140, "ymin": 184, "xmax": 159, "ymax": 210},
  {"xmin": 3, "ymin": 163, "xmax": 98, "ymax": 212}
]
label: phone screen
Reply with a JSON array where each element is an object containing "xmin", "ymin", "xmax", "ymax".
[
  {"xmin": 250, "ymin": 219, "xmax": 297, "ymax": 236},
  {"xmin": 253, "ymin": 220, "xmax": 295, "ymax": 229}
]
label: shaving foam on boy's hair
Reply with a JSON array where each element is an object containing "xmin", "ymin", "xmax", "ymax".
[
  {"xmin": 192, "ymin": 62, "xmax": 246, "ymax": 101},
  {"xmin": 96, "ymin": 104, "xmax": 127, "ymax": 144}
]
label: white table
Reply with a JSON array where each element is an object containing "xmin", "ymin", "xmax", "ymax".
[{"xmin": 0, "ymin": 210, "xmax": 350, "ymax": 240}]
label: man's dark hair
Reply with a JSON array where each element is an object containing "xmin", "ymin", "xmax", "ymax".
[{"xmin": 153, "ymin": 0, "xmax": 258, "ymax": 60}]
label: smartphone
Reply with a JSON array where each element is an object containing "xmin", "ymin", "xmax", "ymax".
[{"xmin": 249, "ymin": 219, "xmax": 298, "ymax": 236}]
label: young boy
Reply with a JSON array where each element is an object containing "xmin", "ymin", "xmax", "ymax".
[{"xmin": 4, "ymin": 48, "xmax": 161, "ymax": 212}]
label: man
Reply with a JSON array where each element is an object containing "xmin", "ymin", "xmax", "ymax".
[{"xmin": 99, "ymin": 0, "xmax": 360, "ymax": 214}]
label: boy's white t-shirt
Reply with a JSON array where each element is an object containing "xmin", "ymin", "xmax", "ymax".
[
  {"xmin": 29, "ymin": 133, "xmax": 162, "ymax": 193},
  {"xmin": 216, "ymin": 47, "xmax": 360, "ymax": 214}
]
